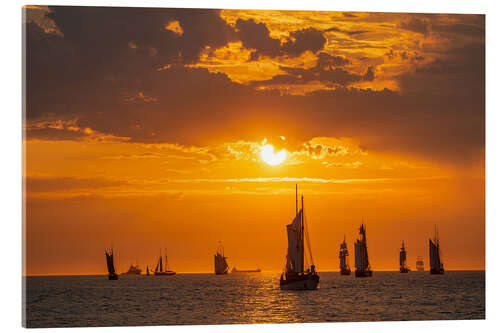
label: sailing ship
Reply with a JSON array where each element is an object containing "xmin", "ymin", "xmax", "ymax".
[
  {"xmin": 231, "ymin": 267, "xmax": 261, "ymax": 273},
  {"xmin": 154, "ymin": 248, "xmax": 176, "ymax": 276},
  {"xmin": 279, "ymin": 185, "xmax": 319, "ymax": 290},
  {"xmin": 416, "ymin": 256, "xmax": 425, "ymax": 271},
  {"xmin": 339, "ymin": 235, "xmax": 351, "ymax": 275},
  {"xmin": 429, "ymin": 226, "xmax": 444, "ymax": 275},
  {"xmin": 105, "ymin": 247, "xmax": 118, "ymax": 280},
  {"xmin": 354, "ymin": 224, "xmax": 373, "ymax": 277},
  {"xmin": 123, "ymin": 263, "xmax": 142, "ymax": 275},
  {"xmin": 399, "ymin": 241, "xmax": 409, "ymax": 273},
  {"xmin": 214, "ymin": 242, "xmax": 229, "ymax": 275}
]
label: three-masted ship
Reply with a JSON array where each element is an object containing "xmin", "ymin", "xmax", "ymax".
[
  {"xmin": 354, "ymin": 224, "xmax": 373, "ymax": 277},
  {"xmin": 214, "ymin": 242, "xmax": 229, "ymax": 275},
  {"xmin": 416, "ymin": 256, "xmax": 424, "ymax": 271},
  {"xmin": 399, "ymin": 241, "xmax": 409, "ymax": 273},
  {"xmin": 279, "ymin": 185, "xmax": 319, "ymax": 290},
  {"xmin": 154, "ymin": 248, "xmax": 176, "ymax": 276},
  {"xmin": 339, "ymin": 235, "xmax": 351, "ymax": 275},
  {"xmin": 105, "ymin": 247, "xmax": 118, "ymax": 280},
  {"xmin": 429, "ymin": 226, "xmax": 444, "ymax": 274}
]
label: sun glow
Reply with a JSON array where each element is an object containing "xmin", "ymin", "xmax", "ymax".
[{"xmin": 261, "ymin": 144, "xmax": 287, "ymax": 165}]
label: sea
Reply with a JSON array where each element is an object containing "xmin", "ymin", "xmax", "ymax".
[{"xmin": 23, "ymin": 270, "xmax": 485, "ymax": 328}]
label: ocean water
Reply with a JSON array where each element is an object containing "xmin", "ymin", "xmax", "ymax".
[{"xmin": 23, "ymin": 271, "xmax": 485, "ymax": 328}]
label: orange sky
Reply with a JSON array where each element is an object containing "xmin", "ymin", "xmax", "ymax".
[{"xmin": 24, "ymin": 7, "xmax": 484, "ymax": 275}]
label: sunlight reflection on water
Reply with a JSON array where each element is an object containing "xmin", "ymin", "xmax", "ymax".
[{"xmin": 24, "ymin": 271, "xmax": 484, "ymax": 327}]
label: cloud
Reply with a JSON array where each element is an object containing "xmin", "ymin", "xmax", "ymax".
[
  {"xmin": 26, "ymin": 176, "xmax": 126, "ymax": 193},
  {"xmin": 235, "ymin": 19, "xmax": 326, "ymax": 60},
  {"xmin": 400, "ymin": 17, "xmax": 430, "ymax": 36},
  {"xmin": 24, "ymin": 8, "xmax": 484, "ymax": 166}
]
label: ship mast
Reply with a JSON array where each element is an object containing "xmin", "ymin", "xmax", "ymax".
[{"xmin": 295, "ymin": 184, "xmax": 299, "ymax": 216}]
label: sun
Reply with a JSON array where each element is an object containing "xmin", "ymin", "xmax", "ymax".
[{"xmin": 261, "ymin": 144, "xmax": 287, "ymax": 166}]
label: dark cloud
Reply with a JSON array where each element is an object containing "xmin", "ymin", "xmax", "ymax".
[
  {"xmin": 400, "ymin": 18, "xmax": 430, "ymax": 36},
  {"xmin": 235, "ymin": 18, "xmax": 281, "ymax": 59},
  {"xmin": 250, "ymin": 53, "xmax": 373, "ymax": 87},
  {"xmin": 281, "ymin": 27, "xmax": 326, "ymax": 57},
  {"xmin": 24, "ymin": 7, "xmax": 484, "ymax": 166},
  {"xmin": 235, "ymin": 19, "xmax": 326, "ymax": 59}
]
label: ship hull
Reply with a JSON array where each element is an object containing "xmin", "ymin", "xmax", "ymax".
[
  {"xmin": 215, "ymin": 271, "xmax": 228, "ymax": 275},
  {"xmin": 232, "ymin": 269, "xmax": 261, "ymax": 274},
  {"xmin": 430, "ymin": 267, "xmax": 444, "ymax": 275},
  {"xmin": 108, "ymin": 274, "xmax": 118, "ymax": 280},
  {"xmin": 340, "ymin": 269, "xmax": 351, "ymax": 276},
  {"xmin": 355, "ymin": 269, "xmax": 373, "ymax": 278},
  {"xmin": 154, "ymin": 271, "xmax": 176, "ymax": 276},
  {"xmin": 280, "ymin": 273, "xmax": 319, "ymax": 290},
  {"xmin": 400, "ymin": 268, "xmax": 409, "ymax": 273}
]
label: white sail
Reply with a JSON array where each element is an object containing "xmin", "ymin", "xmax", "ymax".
[{"xmin": 286, "ymin": 209, "xmax": 304, "ymax": 273}]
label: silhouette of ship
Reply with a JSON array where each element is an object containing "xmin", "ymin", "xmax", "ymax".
[
  {"xmin": 279, "ymin": 185, "xmax": 319, "ymax": 290},
  {"xmin": 354, "ymin": 224, "xmax": 373, "ymax": 277},
  {"xmin": 214, "ymin": 242, "xmax": 229, "ymax": 275},
  {"xmin": 416, "ymin": 256, "xmax": 424, "ymax": 271},
  {"xmin": 429, "ymin": 226, "xmax": 444, "ymax": 274},
  {"xmin": 400, "ymin": 241, "xmax": 409, "ymax": 273},
  {"xmin": 123, "ymin": 263, "xmax": 142, "ymax": 275},
  {"xmin": 105, "ymin": 247, "xmax": 118, "ymax": 280},
  {"xmin": 154, "ymin": 248, "xmax": 176, "ymax": 276},
  {"xmin": 339, "ymin": 235, "xmax": 351, "ymax": 275},
  {"xmin": 231, "ymin": 267, "xmax": 261, "ymax": 273}
]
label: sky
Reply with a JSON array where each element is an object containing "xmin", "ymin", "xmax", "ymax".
[{"xmin": 23, "ymin": 6, "xmax": 484, "ymax": 275}]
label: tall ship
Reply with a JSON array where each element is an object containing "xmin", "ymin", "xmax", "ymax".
[
  {"xmin": 416, "ymin": 256, "xmax": 425, "ymax": 271},
  {"xmin": 231, "ymin": 267, "xmax": 261, "ymax": 273},
  {"xmin": 429, "ymin": 226, "xmax": 444, "ymax": 275},
  {"xmin": 279, "ymin": 185, "xmax": 319, "ymax": 290},
  {"xmin": 399, "ymin": 241, "xmax": 409, "ymax": 273},
  {"xmin": 354, "ymin": 224, "xmax": 373, "ymax": 277},
  {"xmin": 339, "ymin": 235, "xmax": 351, "ymax": 275},
  {"xmin": 214, "ymin": 242, "xmax": 229, "ymax": 275},
  {"xmin": 105, "ymin": 247, "xmax": 118, "ymax": 280},
  {"xmin": 123, "ymin": 263, "xmax": 142, "ymax": 275},
  {"xmin": 154, "ymin": 248, "xmax": 176, "ymax": 276}
]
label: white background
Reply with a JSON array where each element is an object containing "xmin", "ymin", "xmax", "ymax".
[{"xmin": 1, "ymin": 0, "xmax": 498, "ymax": 332}]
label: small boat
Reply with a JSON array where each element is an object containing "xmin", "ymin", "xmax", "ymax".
[
  {"xmin": 154, "ymin": 248, "xmax": 176, "ymax": 276},
  {"xmin": 122, "ymin": 263, "xmax": 142, "ymax": 275},
  {"xmin": 214, "ymin": 242, "xmax": 229, "ymax": 275},
  {"xmin": 416, "ymin": 256, "xmax": 425, "ymax": 271},
  {"xmin": 399, "ymin": 241, "xmax": 409, "ymax": 273},
  {"xmin": 232, "ymin": 267, "xmax": 261, "ymax": 273},
  {"xmin": 339, "ymin": 235, "xmax": 351, "ymax": 275},
  {"xmin": 354, "ymin": 223, "xmax": 373, "ymax": 278},
  {"xmin": 105, "ymin": 247, "xmax": 118, "ymax": 280},
  {"xmin": 279, "ymin": 185, "xmax": 319, "ymax": 290},
  {"xmin": 429, "ymin": 226, "xmax": 444, "ymax": 275}
]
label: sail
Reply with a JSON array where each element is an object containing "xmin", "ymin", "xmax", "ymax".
[
  {"xmin": 339, "ymin": 238, "xmax": 349, "ymax": 270},
  {"xmin": 106, "ymin": 251, "xmax": 116, "ymax": 275},
  {"xmin": 355, "ymin": 225, "xmax": 370, "ymax": 271},
  {"xmin": 286, "ymin": 209, "xmax": 304, "ymax": 273},
  {"xmin": 158, "ymin": 256, "xmax": 163, "ymax": 272},
  {"xmin": 400, "ymin": 242, "xmax": 407, "ymax": 268},
  {"xmin": 429, "ymin": 239, "xmax": 440, "ymax": 269},
  {"xmin": 214, "ymin": 252, "xmax": 228, "ymax": 273}
]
